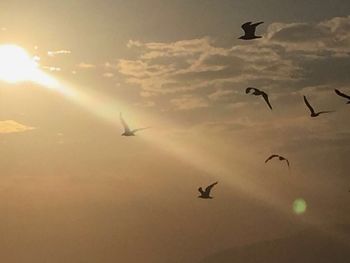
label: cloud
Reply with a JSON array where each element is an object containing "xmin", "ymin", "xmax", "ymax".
[
  {"xmin": 266, "ymin": 16, "xmax": 350, "ymax": 57},
  {"xmin": 170, "ymin": 95, "xmax": 209, "ymax": 111},
  {"xmin": 140, "ymin": 91, "xmax": 156, "ymax": 97},
  {"xmin": 134, "ymin": 101, "xmax": 156, "ymax": 108},
  {"xmin": 116, "ymin": 37, "xmax": 300, "ymax": 98},
  {"xmin": 104, "ymin": 62, "xmax": 118, "ymax": 70},
  {"xmin": 114, "ymin": 15, "xmax": 350, "ymax": 115},
  {"xmin": 127, "ymin": 37, "xmax": 214, "ymax": 59},
  {"xmin": 42, "ymin": 66, "xmax": 61, "ymax": 72},
  {"xmin": 102, "ymin": 72, "xmax": 114, "ymax": 78},
  {"xmin": 47, "ymin": 50, "xmax": 71, "ymax": 57},
  {"xmin": 0, "ymin": 120, "xmax": 35, "ymax": 134},
  {"xmin": 77, "ymin": 62, "xmax": 96, "ymax": 69},
  {"xmin": 208, "ymin": 89, "xmax": 234, "ymax": 101}
]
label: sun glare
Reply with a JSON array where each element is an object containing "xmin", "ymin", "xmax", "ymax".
[
  {"xmin": 0, "ymin": 45, "xmax": 39, "ymax": 83},
  {"xmin": 0, "ymin": 44, "xmax": 57, "ymax": 87}
]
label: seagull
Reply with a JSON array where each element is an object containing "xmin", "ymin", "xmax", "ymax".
[
  {"xmin": 246, "ymin": 87, "xmax": 272, "ymax": 110},
  {"xmin": 239, "ymin": 21, "xmax": 264, "ymax": 40},
  {"xmin": 334, "ymin": 89, "xmax": 350, "ymax": 104},
  {"xmin": 198, "ymin": 182, "xmax": 218, "ymax": 199},
  {"xmin": 120, "ymin": 113, "xmax": 149, "ymax": 136},
  {"xmin": 265, "ymin": 154, "xmax": 290, "ymax": 168},
  {"xmin": 303, "ymin": 96, "xmax": 333, "ymax": 117}
]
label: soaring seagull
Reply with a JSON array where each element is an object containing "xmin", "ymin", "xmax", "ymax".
[
  {"xmin": 265, "ymin": 154, "xmax": 290, "ymax": 168},
  {"xmin": 335, "ymin": 89, "xmax": 350, "ymax": 104},
  {"xmin": 198, "ymin": 182, "xmax": 218, "ymax": 199},
  {"xmin": 239, "ymin": 21, "xmax": 264, "ymax": 40},
  {"xmin": 303, "ymin": 96, "xmax": 333, "ymax": 117},
  {"xmin": 120, "ymin": 113, "xmax": 149, "ymax": 136},
  {"xmin": 246, "ymin": 87, "xmax": 272, "ymax": 110}
]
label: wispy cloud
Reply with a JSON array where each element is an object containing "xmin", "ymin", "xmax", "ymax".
[
  {"xmin": 208, "ymin": 89, "xmax": 234, "ymax": 101},
  {"xmin": 47, "ymin": 50, "xmax": 71, "ymax": 57},
  {"xmin": 170, "ymin": 95, "xmax": 209, "ymax": 111},
  {"xmin": 114, "ymin": 15, "xmax": 350, "ymax": 113},
  {"xmin": 0, "ymin": 120, "xmax": 35, "ymax": 134},
  {"xmin": 102, "ymin": 72, "xmax": 114, "ymax": 78},
  {"xmin": 77, "ymin": 62, "xmax": 96, "ymax": 69},
  {"xmin": 134, "ymin": 101, "xmax": 156, "ymax": 108},
  {"xmin": 42, "ymin": 66, "xmax": 62, "ymax": 72},
  {"xmin": 266, "ymin": 16, "xmax": 350, "ymax": 57},
  {"xmin": 116, "ymin": 36, "xmax": 299, "ymax": 97}
]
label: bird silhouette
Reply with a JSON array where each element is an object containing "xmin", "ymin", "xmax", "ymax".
[
  {"xmin": 303, "ymin": 96, "xmax": 333, "ymax": 117},
  {"xmin": 334, "ymin": 89, "xmax": 350, "ymax": 104},
  {"xmin": 246, "ymin": 87, "xmax": 272, "ymax": 110},
  {"xmin": 198, "ymin": 182, "xmax": 218, "ymax": 199},
  {"xmin": 120, "ymin": 113, "xmax": 149, "ymax": 136},
  {"xmin": 239, "ymin": 21, "xmax": 264, "ymax": 40},
  {"xmin": 265, "ymin": 154, "xmax": 290, "ymax": 169}
]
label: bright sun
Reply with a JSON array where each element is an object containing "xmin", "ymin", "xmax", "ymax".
[
  {"xmin": 0, "ymin": 45, "xmax": 39, "ymax": 83},
  {"xmin": 0, "ymin": 44, "xmax": 57, "ymax": 87}
]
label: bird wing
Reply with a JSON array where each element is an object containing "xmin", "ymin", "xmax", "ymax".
[
  {"xmin": 241, "ymin": 22, "xmax": 252, "ymax": 31},
  {"xmin": 131, "ymin": 127, "xmax": 150, "ymax": 133},
  {"xmin": 318, "ymin": 111, "xmax": 334, "ymax": 115},
  {"xmin": 262, "ymin": 92, "xmax": 272, "ymax": 110},
  {"xmin": 285, "ymin": 159, "xmax": 290, "ymax": 168},
  {"xmin": 265, "ymin": 154, "xmax": 278, "ymax": 163},
  {"xmin": 246, "ymin": 87, "xmax": 258, "ymax": 94},
  {"xmin": 241, "ymin": 22, "xmax": 263, "ymax": 35},
  {"xmin": 303, "ymin": 96, "xmax": 315, "ymax": 115},
  {"xmin": 251, "ymin": 21, "xmax": 264, "ymax": 28},
  {"xmin": 335, "ymin": 89, "xmax": 350, "ymax": 100},
  {"xmin": 198, "ymin": 187, "xmax": 205, "ymax": 195},
  {"xmin": 241, "ymin": 22, "xmax": 257, "ymax": 36},
  {"xmin": 205, "ymin": 182, "xmax": 218, "ymax": 194},
  {"xmin": 279, "ymin": 156, "xmax": 290, "ymax": 167},
  {"xmin": 120, "ymin": 113, "xmax": 131, "ymax": 133}
]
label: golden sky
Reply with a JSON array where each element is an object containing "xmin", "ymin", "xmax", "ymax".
[{"xmin": 0, "ymin": 1, "xmax": 349, "ymax": 262}]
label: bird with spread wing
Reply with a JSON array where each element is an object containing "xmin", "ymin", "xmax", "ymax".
[
  {"xmin": 198, "ymin": 182, "xmax": 218, "ymax": 199},
  {"xmin": 239, "ymin": 21, "xmax": 264, "ymax": 40},
  {"xmin": 246, "ymin": 87, "xmax": 273, "ymax": 110},
  {"xmin": 303, "ymin": 96, "xmax": 333, "ymax": 117},
  {"xmin": 120, "ymin": 113, "xmax": 149, "ymax": 136}
]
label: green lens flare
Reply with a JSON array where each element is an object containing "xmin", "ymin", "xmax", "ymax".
[{"xmin": 293, "ymin": 198, "xmax": 307, "ymax": 215}]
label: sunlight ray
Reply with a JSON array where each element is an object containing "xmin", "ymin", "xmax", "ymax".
[{"xmin": 0, "ymin": 45, "xmax": 345, "ymax": 245}]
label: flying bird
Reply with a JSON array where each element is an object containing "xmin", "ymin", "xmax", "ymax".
[
  {"xmin": 265, "ymin": 154, "xmax": 290, "ymax": 168},
  {"xmin": 334, "ymin": 89, "xmax": 350, "ymax": 104},
  {"xmin": 303, "ymin": 96, "xmax": 333, "ymax": 117},
  {"xmin": 120, "ymin": 113, "xmax": 149, "ymax": 136},
  {"xmin": 198, "ymin": 182, "xmax": 218, "ymax": 199},
  {"xmin": 246, "ymin": 87, "xmax": 272, "ymax": 110},
  {"xmin": 239, "ymin": 21, "xmax": 264, "ymax": 40}
]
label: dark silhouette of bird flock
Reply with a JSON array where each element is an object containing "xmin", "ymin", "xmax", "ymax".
[{"xmin": 120, "ymin": 21, "xmax": 348, "ymax": 199}]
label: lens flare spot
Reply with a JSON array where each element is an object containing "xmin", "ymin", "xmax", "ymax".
[{"xmin": 293, "ymin": 198, "xmax": 307, "ymax": 215}]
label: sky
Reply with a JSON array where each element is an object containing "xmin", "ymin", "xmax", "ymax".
[{"xmin": 0, "ymin": 1, "xmax": 349, "ymax": 262}]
